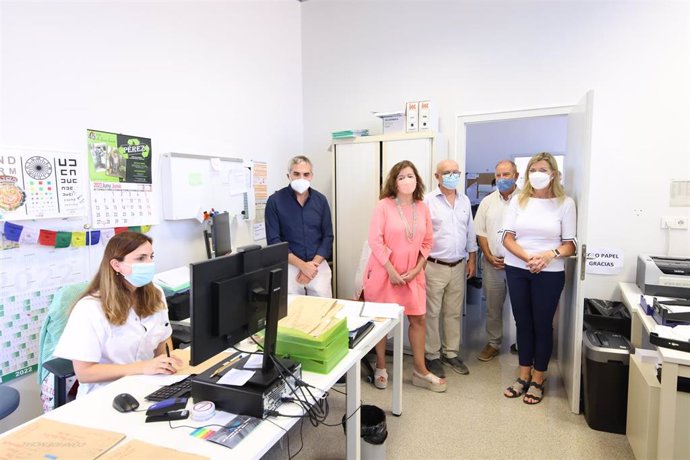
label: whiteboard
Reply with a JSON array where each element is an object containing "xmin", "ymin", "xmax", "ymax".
[{"xmin": 160, "ymin": 153, "xmax": 250, "ymax": 221}]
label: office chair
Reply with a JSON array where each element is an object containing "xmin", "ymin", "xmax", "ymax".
[
  {"xmin": 38, "ymin": 282, "xmax": 87, "ymax": 411},
  {"xmin": 0, "ymin": 385, "xmax": 20, "ymax": 420}
]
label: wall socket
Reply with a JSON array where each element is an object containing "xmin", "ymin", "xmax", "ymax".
[{"xmin": 661, "ymin": 216, "xmax": 689, "ymax": 229}]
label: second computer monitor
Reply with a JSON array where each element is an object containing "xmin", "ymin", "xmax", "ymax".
[{"xmin": 211, "ymin": 212, "xmax": 232, "ymax": 257}]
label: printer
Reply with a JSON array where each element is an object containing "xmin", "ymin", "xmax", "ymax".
[{"xmin": 637, "ymin": 255, "xmax": 690, "ymax": 298}]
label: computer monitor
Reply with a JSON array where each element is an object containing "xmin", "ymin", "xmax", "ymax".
[
  {"xmin": 189, "ymin": 242, "xmax": 289, "ymax": 373},
  {"xmin": 211, "ymin": 212, "xmax": 232, "ymax": 257}
]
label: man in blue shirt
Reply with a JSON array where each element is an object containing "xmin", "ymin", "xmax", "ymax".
[{"xmin": 265, "ymin": 155, "xmax": 334, "ymax": 297}]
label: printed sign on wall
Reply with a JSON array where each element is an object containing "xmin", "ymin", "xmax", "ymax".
[
  {"xmin": 585, "ymin": 247, "xmax": 624, "ymax": 275},
  {"xmin": 0, "ymin": 148, "xmax": 87, "ymax": 221}
]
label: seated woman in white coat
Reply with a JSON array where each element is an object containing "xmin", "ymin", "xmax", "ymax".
[{"xmin": 54, "ymin": 231, "xmax": 182, "ymax": 397}]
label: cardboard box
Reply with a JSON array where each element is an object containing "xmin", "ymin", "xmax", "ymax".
[{"xmin": 374, "ymin": 111, "xmax": 406, "ymax": 134}]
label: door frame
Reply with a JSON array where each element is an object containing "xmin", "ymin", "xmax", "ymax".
[{"xmin": 455, "ymin": 104, "xmax": 577, "ymax": 402}]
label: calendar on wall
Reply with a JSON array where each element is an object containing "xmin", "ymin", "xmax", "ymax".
[
  {"xmin": 0, "ymin": 147, "xmax": 87, "ymax": 221},
  {"xmin": 87, "ymin": 129, "xmax": 157, "ymax": 228},
  {"xmin": 0, "ymin": 244, "xmax": 89, "ymax": 383}
]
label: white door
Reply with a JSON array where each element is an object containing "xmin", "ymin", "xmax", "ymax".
[
  {"xmin": 382, "ymin": 138, "xmax": 433, "ymax": 191},
  {"xmin": 559, "ymin": 91, "xmax": 594, "ymax": 414},
  {"xmin": 333, "ymin": 142, "xmax": 380, "ymax": 299}
]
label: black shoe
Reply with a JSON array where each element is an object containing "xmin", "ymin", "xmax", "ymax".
[
  {"xmin": 425, "ymin": 358, "xmax": 445, "ymax": 379},
  {"xmin": 510, "ymin": 343, "xmax": 518, "ymax": 354},
  {"xmin": 442, "ymin": 356, "xmax": 470, "ymax": 375}
]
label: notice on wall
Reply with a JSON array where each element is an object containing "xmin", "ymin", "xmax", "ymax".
[
  {"xmin": 252, "ymin": 161, "xmax": 267, "ymax": 238},
  {"xmin": 87, "ymin": 130, "xmax": 156, "ymax": 228},
  {"xmin": 585, "ymin": 247, "xmax": 624, "ymax": 275},
  {"xmin": 0, "ymin": 147, "xmax": 87, "ymax": 221}
]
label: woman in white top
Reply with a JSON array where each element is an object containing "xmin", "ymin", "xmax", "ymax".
[
  {"xmin": 55, "ymin": 231, "xmax": 182, "ymax": 397},
  {"xmin": 501, "ymin": 152, "xmax": 576, "ymax": 405}
]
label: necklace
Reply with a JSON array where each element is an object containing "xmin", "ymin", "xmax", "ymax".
[{"xmin": 395, "ymin": 197, "xmax": 417, "ymax": 242}]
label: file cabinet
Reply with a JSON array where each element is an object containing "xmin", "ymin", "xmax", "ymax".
[{"xmin": 331, "ymin": 132, "xmax": 438, "ymax": 299}]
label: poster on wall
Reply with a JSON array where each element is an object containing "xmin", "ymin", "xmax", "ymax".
[
  {"xmin": 0, "ymin": 147, "xmax": 87, "ymax": 221},
  {"xmin": 0, "ymin": 244, "xmax": 89, "ymax": 383},
  {"xmin": 87, "ymin": 129, "xmax": 157, "ymax": 228},
  {"xmin": 253, "ymin": 161, "xmax": 267, "ymax": 241}
]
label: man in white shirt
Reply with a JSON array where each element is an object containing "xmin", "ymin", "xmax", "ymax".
[
  {"xmin": 474, "ymin": 160, "xmax": 519, "ymax": 361},
  {"xmin": 424, "ymin": 160, "xmax": 478, "ymax": 376}
]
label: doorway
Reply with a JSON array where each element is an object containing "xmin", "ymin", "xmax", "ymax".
[{"xmin": 461, "ymin": 113, "xmax": 569, "ymax": 361}]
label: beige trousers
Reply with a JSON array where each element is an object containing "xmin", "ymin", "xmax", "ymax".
[
  {"xmin": 482, "ymin": 255, "xmax": 508, "ymax": 348},
  {"xmin": 424, "ymin": 260, "xmax": 466, "ymax": 360}
]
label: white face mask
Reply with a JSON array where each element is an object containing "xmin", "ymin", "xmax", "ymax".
[
  {"xmin": 529, "ymin": 171, "xmax": 552, "ymax": 190},
  {"xmin": 290, "ymin": 178, "xmax": 310, "ymax": 194}
]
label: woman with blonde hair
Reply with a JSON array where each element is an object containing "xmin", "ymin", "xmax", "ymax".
[
  {"xmin": 54, "ymin": 231, "xmax": 181, "ymax": 397},
  {"xmin": 363, "ymin": 160, "xmax": 446, "ymax": 392},
  {"xmin": 501, "ymin": 152, "xmax": 576, "ymax": 404}
]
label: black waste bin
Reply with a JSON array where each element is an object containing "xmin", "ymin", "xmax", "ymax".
[
  {"xmin": 342, "ymin": 405, "xmax": 387, "ymax": 459},
  {"xmin": 584, "ymin": 298, "xmax": 631, "ymax": 339},
  {"xmin": 582, "ymin": 330, "xmax": 633, "ymax": 434}
]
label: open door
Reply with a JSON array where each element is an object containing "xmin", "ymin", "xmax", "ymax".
[{"xmin": 559, "ymin": 91, "xmax": 594, "ymax": 414}]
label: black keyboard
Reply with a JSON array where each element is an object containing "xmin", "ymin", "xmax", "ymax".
[{"xmin": 145, "ymin": 374, "xmax": 195, "ymax": 401}]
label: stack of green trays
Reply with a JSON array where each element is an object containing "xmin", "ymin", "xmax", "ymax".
[{"xmin": 276, "ymin": 317, "xmax": 349, "ymax": 374}]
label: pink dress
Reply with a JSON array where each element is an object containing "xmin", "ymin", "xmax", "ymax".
[{"xmin": 363, "ymin": 198, "xmax": 433, "ymax": 315}]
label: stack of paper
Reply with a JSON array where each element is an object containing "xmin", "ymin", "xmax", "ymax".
[
  {"xmin": 153, "ymin": 266, "xmax": 190, "ymax": 294},
  {"xmin": 332, "ymin": 129, "xmax": 369, "ymax": 139}
]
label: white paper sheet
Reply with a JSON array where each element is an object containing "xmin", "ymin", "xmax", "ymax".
[
  {"xmin": 243, "ymin": 354, "xmax": 264, "ymax": 369},
  {"xmin": 217, "ymin": 369, "xmax": 255, "ymax": 386},
  {"xmin": 361, "ymin": 302, "xmax": 401, "ymax": 319}
]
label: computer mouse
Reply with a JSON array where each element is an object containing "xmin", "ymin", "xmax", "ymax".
[{"xmin": 112, "ymin": 393, "xmax": 140, "ymax": 413}]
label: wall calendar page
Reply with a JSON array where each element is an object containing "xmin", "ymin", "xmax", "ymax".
[{"xmin": 87, "ymin": 130, "xmax": 157, "ymax": 228}]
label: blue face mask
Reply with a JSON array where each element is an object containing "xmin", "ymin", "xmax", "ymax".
[
  {"xmin": 496, "ymin": 178, "xmax": 516, "ymax": 193},
  {"xmin": 441, "ymin": 173, "xmax": 460, "ymax": 190},
  {"xmin": 123, "ymin": 262, "xmax": 155, "ymax": 288}
]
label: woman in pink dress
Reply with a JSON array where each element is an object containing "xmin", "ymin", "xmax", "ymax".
[{"xmin": 363, "ymin": 160, "xmax": 447, "ymax": 392}]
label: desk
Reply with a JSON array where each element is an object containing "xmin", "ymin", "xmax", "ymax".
[
  {"xmin": 0, "ymin": 300, "xmax": 403, "ymax": 460},
  {"xmin": 619, "ymin": 282, "xmax": 690, "ymax": 459}
]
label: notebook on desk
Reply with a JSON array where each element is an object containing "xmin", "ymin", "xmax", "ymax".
[{"xmin": 349, "ymin": 321, "xmax": 374, "ymax": 348}]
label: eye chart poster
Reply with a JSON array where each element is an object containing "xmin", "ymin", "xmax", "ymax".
[
  {"xmin": 87, "ymin": 130, "xmax": 157, "ymax": 228},
  {"xmin": 0, "ymin": 148, "xmax": 87, "ymax": 221}
]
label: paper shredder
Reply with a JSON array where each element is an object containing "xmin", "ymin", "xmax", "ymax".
[{"xmin": 582, "ymin": 330, "xmax": 633, "ymax": 434}]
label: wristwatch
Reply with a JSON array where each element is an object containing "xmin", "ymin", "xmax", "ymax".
[{"xmin": 553, "ymin": 248, "xmax": 561, "ymax": 258}]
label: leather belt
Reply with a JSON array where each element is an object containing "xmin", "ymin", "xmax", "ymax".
[{"xmin": 427, "ymin": 257, "xmax": 464, "ymax": 267}]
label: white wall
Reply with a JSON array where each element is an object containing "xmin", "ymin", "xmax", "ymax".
[
  {"xmin": 301, "ymin": 0, "xmax": 690, "ymax": 300},
  {"xmin": 465, "ymin": 116, "xmax": 567, "ymax": 173},
  {"xmin": 0, "ymin": 0, "xmax": 303, "ymax": 430}
]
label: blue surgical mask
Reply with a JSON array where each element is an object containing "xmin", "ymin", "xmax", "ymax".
[
  {"xmin": 496, "ymin": 178, "xmax": 516, "ymax": 193},
  {"xmin": 441, "ymin": 173, "xmax": 460, "ymax": 190},
  {"xmin": 123, "ymin": 262, "xmax": 155, "ymax": 287}
]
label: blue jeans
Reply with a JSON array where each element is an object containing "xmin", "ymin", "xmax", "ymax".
[{"xmin": 505, "ymin": 266, "xmax": 565, "ymax": 372}]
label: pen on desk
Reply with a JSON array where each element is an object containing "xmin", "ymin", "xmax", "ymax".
[
  {"xmin": 210, "ymin": 352, "xmax": 242, "ymax": 378},
  {"xmin": 165, "ymin": 343, "xmax": 174, "ymax": 372},
  {"xmin": 359, "ymin": 302, "xmax": 365, "ymax": 317}
]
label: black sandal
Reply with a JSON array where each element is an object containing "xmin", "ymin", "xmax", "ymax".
[
  {"xmin": 523, "ymin": 380, "xmax": 545, "ymax": 405},
  {"xmin": 504, "ymin": 377, "xmax": 530, "ymax": 398}
]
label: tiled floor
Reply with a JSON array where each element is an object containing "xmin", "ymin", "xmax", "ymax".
[{"xmin": 264, "ymin": 284, "xmax": 634, "ymax": 459}]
